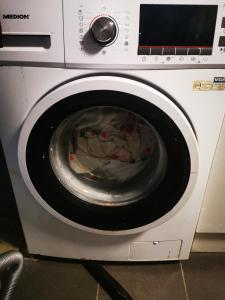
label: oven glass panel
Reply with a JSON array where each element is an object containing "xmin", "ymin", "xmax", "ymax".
[{"xmin": 139, "ymin": 5, "xmax": 218, "ymax": 48}]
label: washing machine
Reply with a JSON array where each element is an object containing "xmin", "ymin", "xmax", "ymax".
[{"xmin": 0, "ymin": 0, "xmax": 225, "ymax": 261}]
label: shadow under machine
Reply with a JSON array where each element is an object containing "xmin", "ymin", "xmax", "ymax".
[{"xmin": 0, "ymin": 0, "xmax": 225, "ymax": 261}]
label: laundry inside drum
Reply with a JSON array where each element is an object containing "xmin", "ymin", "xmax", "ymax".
[{"xmin": 49, "ymin": 106, "xmax": 167, "ymax": 206}]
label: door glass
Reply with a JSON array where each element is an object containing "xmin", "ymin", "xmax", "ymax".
[{"xmin": 49, "ymin": 106, "xmax": 167, "ymax": 206}]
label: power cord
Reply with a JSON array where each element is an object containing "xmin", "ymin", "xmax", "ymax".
[{"xmin": 83, "ymin": 261, "xmax": 133, "ymax": 300}]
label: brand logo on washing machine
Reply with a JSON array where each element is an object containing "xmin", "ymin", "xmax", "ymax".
[
  {"xmin": 2, "ymin": 14, "xmax": 30, "ymax": 20},
  {"xmin": 214, "ymin": 77, "xmax": 225, "ymax": 83}
]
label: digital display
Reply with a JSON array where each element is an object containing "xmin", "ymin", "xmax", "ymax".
[{"xmin": 139, "ymin": 5, "xmax": 218, "ymax": 48}]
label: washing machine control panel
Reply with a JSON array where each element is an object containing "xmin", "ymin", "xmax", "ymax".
[
  {"xmin": 0, "ymin": 0, "xmax": 225, "ymax": 68},
  {"xmin": 63, "ymin": 0, "xmax": 225, "ymax": 68}
]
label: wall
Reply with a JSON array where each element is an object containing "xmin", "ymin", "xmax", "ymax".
[{"xmin": 197, "ymin": 116, "xmax": 225, "ymax": 234}]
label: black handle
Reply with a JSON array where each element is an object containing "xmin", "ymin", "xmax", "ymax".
[{"xmin": 83, "ymin": 261, "xmax": 133, "ymax": 300}]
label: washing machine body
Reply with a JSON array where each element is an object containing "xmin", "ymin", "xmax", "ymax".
[{"xmin": 0, "ymin": 0, "xmax": 225, "ymax": 261}]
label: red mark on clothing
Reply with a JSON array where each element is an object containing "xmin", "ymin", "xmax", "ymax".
[
  {"xmin": 110, "ymin": 154, "xmax": 119, "ymax": 160},
  {"xmin": 69, "ymin": 154, "xmax": 76, "ymax": 161},
  {"xmin": 101, "ymin": 131, "xmax": 110, "ymax": 139}
]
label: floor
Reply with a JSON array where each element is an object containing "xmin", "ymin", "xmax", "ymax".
[
  {"xmin": 11, "ymin": 253, "xmax": 225, "ymax": 300},
  {"xmin": 1, "ymin": 228, "xmax": 225, "ymax": 300}
]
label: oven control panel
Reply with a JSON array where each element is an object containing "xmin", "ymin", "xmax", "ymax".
[{"xmin": 63, "ymin": 0, "xmax": 225, "ymax": 68}]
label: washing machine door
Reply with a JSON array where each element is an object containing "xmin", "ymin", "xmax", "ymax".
[{"xmin": 18, "ymin": 76, "xmax": 198, "ymax": 234}]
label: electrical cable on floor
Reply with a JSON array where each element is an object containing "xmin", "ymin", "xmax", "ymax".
[
  {"xmin": 0, "ymin": 250, "xmax": 23, "ymax": 300},
  {"xmin": 83, "ymin": 261, "xmax": 133, "ymax": 300}
]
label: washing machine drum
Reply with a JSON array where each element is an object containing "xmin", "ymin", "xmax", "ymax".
[{"xmin": 19, "ymin": 77, "xmax": 198, "ymax": 232}]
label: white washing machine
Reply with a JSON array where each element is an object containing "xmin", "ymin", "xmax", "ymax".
[{"xmin": 0, "ymin": 0, "xmax": 225, "ymax": 261}]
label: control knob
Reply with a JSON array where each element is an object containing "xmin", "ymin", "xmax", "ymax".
[{"xmin": 90, "ymin": 16, "xmax": 118, "ymax": 46}]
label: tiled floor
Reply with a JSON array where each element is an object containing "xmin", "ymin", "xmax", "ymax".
[
  {"xmin": 182, "ymin": 253, "xmax": 225, "ymax": 300},
  {"xmin": 0, "ymin": 252, "xmax": 224, "ymax": 300},
  {"xmin": 98, "ymin": 262, "xmax": 186, "ymax": 300},
  {"xmin": 10, "ymin": 259, "xmax": 98, "ymax": 300}
]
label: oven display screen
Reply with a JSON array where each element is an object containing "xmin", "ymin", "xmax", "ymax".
[{"xmin": 139, "ymin": 5, "xmax": 218, "ymax": 48}]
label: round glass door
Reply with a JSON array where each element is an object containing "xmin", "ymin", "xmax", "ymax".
[
  {"xmin": 24, "ymin": 88, "xmax": 192, "ymax": 231},
  {"xmin": 49, "ymin": 106, "xmax": 167, "ymax": 206}
]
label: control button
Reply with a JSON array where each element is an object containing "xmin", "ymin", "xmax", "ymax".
[
  {"xmin": 162, "ymin": 48, "xmax": 175, "ymax": 55},
  {"xmin": 138, "ymin": 47, "xmax": 150, "ymax": 55},
  {"xmin": 201, "ymin": 48, "xmax": 212, "ymax": 55},
  {"xmin": 175, "ymin": 48, "xmax": 188, "ymax": 55},
  {"xmin": 90, "ymin": 16, "xmax": 118, "ymax": 46},
  {"xmin": 222, "ymin": 17, "xmax": 225, "ymax": 28},
  {"xmin": 188, "ymin": 48, "xmax": 200, "ymax": 55},
  {"xmin": 151, "ymin": 48, "xmax": 162, "ymax": 55},
  {"xmin": 219, "ymin": 36, "xmax": 225, "ymax": 47}
]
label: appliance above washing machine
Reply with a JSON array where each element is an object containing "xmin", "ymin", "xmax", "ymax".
[{"xmin": 0, "ymin": 0, "xmax": 225, "ymax": 68}]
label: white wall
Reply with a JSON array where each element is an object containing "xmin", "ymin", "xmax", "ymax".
[{"xmin": 197, "ymin": 115, "xmax": 225, "ymax": 233}]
